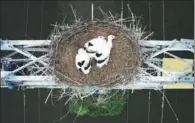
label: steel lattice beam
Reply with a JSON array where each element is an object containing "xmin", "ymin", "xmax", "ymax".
[{"xmin": 0, "ymin": 38, "xmax": 194, "ymax": 89}]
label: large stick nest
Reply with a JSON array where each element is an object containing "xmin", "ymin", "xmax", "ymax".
[{"xmin": 49, "ymin": 20, "xmax": 143, "ymax": 87}]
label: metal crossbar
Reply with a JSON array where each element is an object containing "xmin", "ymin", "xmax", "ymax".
[{"xmin": 0, "ymin": 38, "xmax": 194, "ymax": 89}]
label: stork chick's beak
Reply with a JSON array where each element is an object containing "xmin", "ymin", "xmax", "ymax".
[{"xmin": 112, "ymin": 36, "xmax": 116, "ymax": 39}]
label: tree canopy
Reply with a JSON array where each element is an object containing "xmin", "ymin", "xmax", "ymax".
[{"xmin": 68, "ymin": 90, "xmax": 127, "ymax": 117}]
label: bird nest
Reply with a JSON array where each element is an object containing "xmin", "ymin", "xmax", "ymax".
[{"xmin": 49, "ymin": 20, "xmax": 143, "ymax": 87}]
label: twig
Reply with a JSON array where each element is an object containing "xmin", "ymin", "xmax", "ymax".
[
  {"xmin": 120, "ymin": 0, "xmax": 124, "ymax": 25},
  {"xmin": 109, "ymin": 11, "xmax": 115, "ymax": 21},
  {"xmin": 44, "ymin": 88, "xmax": 53, "ymax": 104},
  {"xmin": 54, "ymin": 99, "xmax": 78, "ymax": 122},
  {"xmin": 64, "ymin": 94, "xmax": 75, "ymax": 106},
  {"xmin": 91, "ymin": 3, "xmax": 94, "ymax": 21},
  {"xmin": 70, "ymin": 4, "xmax": 77, "ymax": 22}
]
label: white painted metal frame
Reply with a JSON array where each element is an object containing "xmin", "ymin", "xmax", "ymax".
[{"xmin": 0, "ymin": 38, "xmax": 194, "ymax": 89}]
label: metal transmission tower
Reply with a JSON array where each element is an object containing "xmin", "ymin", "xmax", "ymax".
[{"xmin": 1, "ymin": 39, "xmax": 194, "ymax": 89}]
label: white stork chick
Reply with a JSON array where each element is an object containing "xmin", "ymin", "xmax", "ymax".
[
  {"xmin": 84, "ymin": 36, "xmax": 107, "ymax": 58},
  {"xmin": 75, "ymin": 48, "xmax": 91, "ymax": 74},
  {"xmin": 94, "ymin": 35, "xmax": 116, "ymax": 68}
]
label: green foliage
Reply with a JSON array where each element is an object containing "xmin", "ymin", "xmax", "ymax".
[
  {"xmin": 77, "ymin": 105, "xmax": 89, "ymax": 116},
  {"xmin": 68, "ymin": 90, "xmax": 127, "ymax": 117}
]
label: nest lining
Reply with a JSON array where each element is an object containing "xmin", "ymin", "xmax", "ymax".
[{"xmin": 50, "ymin": 21, "xmax": 142, "ymax": 87}]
